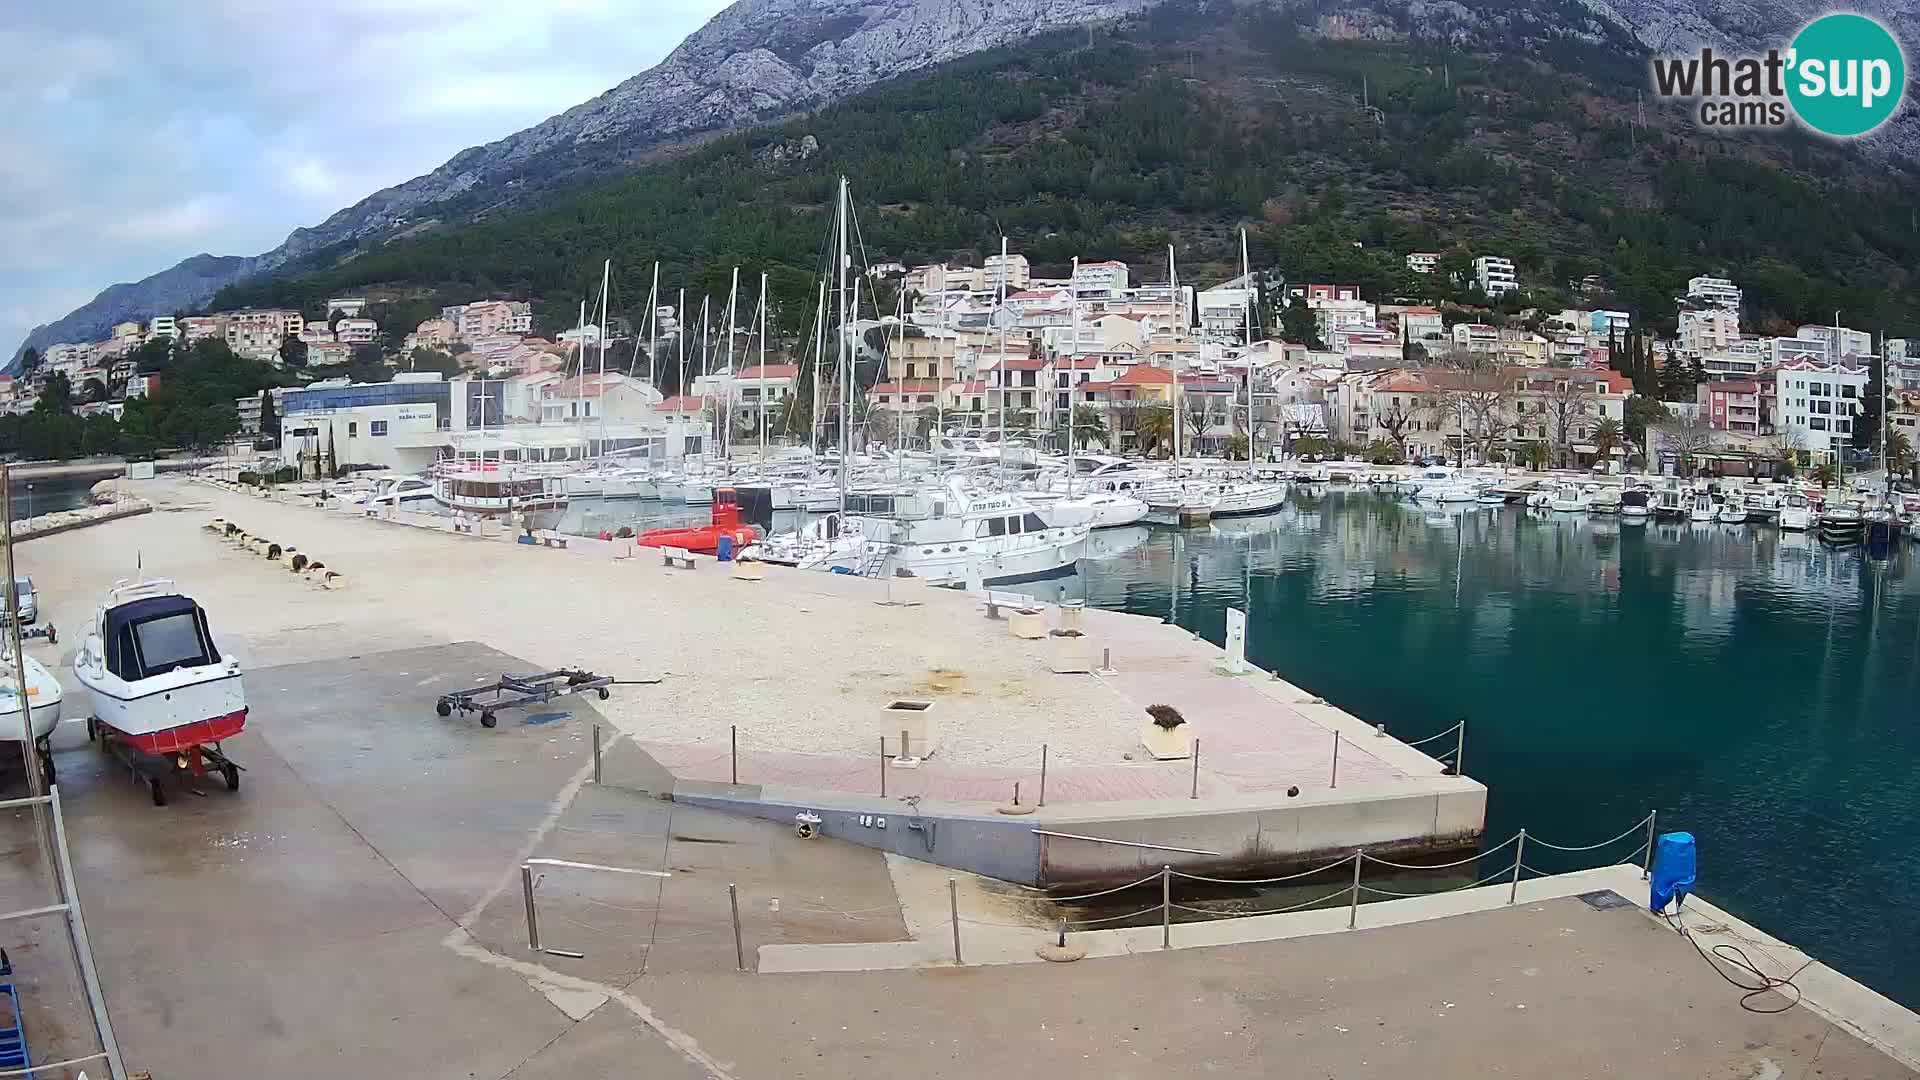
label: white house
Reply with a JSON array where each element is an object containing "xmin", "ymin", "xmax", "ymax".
[
  {"xmin": 1405, "ymin": 252, "xmax": 1441, "ymax": 275},
  {"xmin": 1473, "ymin": 256, "xmax": 1517, "ymax": 296},
  {"xmin": 1071, "ymin": 260, "xmax": 1130, "ymax": 298},
  {"xmin": 1686, "ymin": 275, "xmax": 1742, "ymax": 311},
  {"xmin": 1775, "ymin": 361, "xmax": 1868, "ymax": 459}
]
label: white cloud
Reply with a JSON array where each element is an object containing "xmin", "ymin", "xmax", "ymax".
[{"xmin": 0, "ymin": 0, "xmax": 734, "ymax": 353}]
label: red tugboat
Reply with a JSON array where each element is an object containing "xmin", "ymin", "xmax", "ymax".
[{"xmin": 637, "ymin": 487, "xmax": 761, "ymax": 555}]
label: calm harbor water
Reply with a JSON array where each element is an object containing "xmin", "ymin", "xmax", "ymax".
[
  {"xmin": 7, "ymin": 476, "xmax": 97, "ymax": 519},
  {"xmin": 577, "ymin": 489, "xmax": 1920, "ymax": 1007}
]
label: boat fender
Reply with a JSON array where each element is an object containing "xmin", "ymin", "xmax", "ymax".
[{"xmin": 290, "ymin": 554, "xmax": 309, "ymax": 573}]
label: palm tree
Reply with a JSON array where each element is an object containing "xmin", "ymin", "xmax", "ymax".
[
  {"xmin": 1812, "ymin": 461, "xmax": 1839, "ymax": 488},
  {"xmin": 1135, "ymin": 406, "xmax": 1175, "ymax": 458},
  {"xmin": 1887, "ymin": 430, "xmax": 1915, "ymax": 480},
  {"xmin": 1522, "ymin": 440, "xmax": 1550, "ymax": 472},
  {"xmin": 1067, "ymin": 404, "xmax": 1110, "ymax": 452},
  {"xmin": 1591, "ymin": 416, "xmax": 1621, "ymax": 463}
]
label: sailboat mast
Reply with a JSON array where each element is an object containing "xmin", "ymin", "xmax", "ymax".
[
  {"xmin": 597, "ymin": 258, "xmax": 611, "ymax": 461},
  {"xmin": 836, "ymin": 176, "xmax": 851, "ymax": 498},
  {"xmin": 893, "ymin": 286, "xmax": 906, "ymax": 483},
  {"xmin": 935, "ymin": 266, "xmax": 947, "ymax": 457},
  {"xmin": 758, "ymin": 271, "xmax": 769, "ymax": 463},
  {"xmin": 1169, "ymin": 244, "xmax": 1182, "ymax": 473},
  {"xmin": 1068, "ymin": 256, "xmax": 1078, "ymax": 497},
  {"xmin": 724, "ymin": 267, "xmax": 739, "ymax": 466},
  {"xmin": 1242, "ymin": 228, "xmax": 1253, "ymax": 482},
  {"xmin": 811, "ymin": 279, "xmax": 826, "ymax": 455},
  {"xmin": 644, "ymin": 261, "xmax": 659, "ymax": 386},
  {"xmin": 997, "ymin": 234, "xmax": 1009, "ymax": 489},
  {"xmin": 575, "ymin": 297, "xmax": 588, "ymax": 463},
  {"xmin": 676, "ymin": 288, "xmax": 686, "ymax": 454}
]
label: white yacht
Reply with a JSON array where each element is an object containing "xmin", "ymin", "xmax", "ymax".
[
  {"xmin": 1620, "ymin": 488, "xmax": 1652, "ymax": 522},
  {"xmin": 1654, "ymin": 480, "xmax": 1687, "ymax": 520},
  {"xmin": 1027, "ymin": 491, "xmax": 1150, "ymax": 529},
  {"xmin": 0, "ymin": 638, "xmax": 61, "ymax": 787},
  {"xmin": 1687, "ymin": 491, "xmax": 1718, "ymax": 523},
  {"xmin": 358, "ymin": 474, "xmax": 436, "ymax": 509},
  {"xmin": 1778, "ymin": 492, "xmax": 1814, "ymax": 531},
  {"xmin": 1548, "ymin": 482, "xmax": 1590, "ymax": 513},
  {"xmin": 1409, "ymin": 467, "xmax": 1477, "ymax": 503},
  {"xmin": 1587, "ymin": 487, "xmax": 1622, "ymax": 515},
  {"xmin": 761, "ymin": 480, "xmax": 1088, "ymax": 585},
  {"xmin": 1716, "ymin": 490, "xmax": 1749, "ymax": 525},
  {"xmin": 560, "ymin": 468, "xmax": 658, "ymax": 500},
  {"xmin": 432, "ymin": 466, "xmax": 570, "ymax": 531}
]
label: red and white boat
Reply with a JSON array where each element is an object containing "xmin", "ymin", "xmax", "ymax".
[{"xmin": 73, "ymin": 580, "xmax": 245, "ymax": 804}]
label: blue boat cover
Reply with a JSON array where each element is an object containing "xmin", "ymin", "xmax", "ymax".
[{"xmin": 1650, "ymin": 831, "xmax": 1696, "ymax": 912}]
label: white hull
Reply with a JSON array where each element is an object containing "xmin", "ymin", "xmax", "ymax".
[
  {"xmin": 1036, "ymin": 494, "xmax": 1150, "ymax": 529},
  {"xmin": 882, "ymin": 529, "xmax": 1088, "ymax": 586},
  {"xmin": 78, "ymin": 667, "xmax": 243, "ymax": 739},
  {"xmin": 1208, "ymin": 484, "xmax": 1289, "ymax": 517},
  {"xmin": 0, "ymin": 655, "xmax": 62, "ymax": 741},
  {"xmin": 1688, "ymin": 508, "xmax": 1717, "ymax": 523},
  {"xmin": 562, "ymin": 473, "xmax": 658, "ymax": 500},
  {"xmin": 1779, "ymin": 507, "xmax": 1813, "ymax": 530}
]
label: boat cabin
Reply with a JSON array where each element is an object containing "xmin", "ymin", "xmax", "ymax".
[{"xmin": 102, "ymin": 595, "xmax": 220, "ymax": 681}]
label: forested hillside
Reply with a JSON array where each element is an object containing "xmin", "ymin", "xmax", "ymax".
[{"xmin": 214, "ymin": 4, "xmax": 1920, "ymax": 357}]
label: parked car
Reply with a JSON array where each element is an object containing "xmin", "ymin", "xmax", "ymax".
[{"xmin": 6, "ymin": 578, "xmax": 34, "ymax": 624}]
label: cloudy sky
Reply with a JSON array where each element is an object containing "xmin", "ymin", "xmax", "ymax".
[{"xmin": 1, "ymin": 0, "xmax": 732, "ymax": 353}]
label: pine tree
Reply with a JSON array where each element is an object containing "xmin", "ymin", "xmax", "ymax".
[{"xmin": 1856, "ymin": 346, "xmax": 1884, "ymax": 451}]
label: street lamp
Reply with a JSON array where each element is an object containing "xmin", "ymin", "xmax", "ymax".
[{"xmin": 24, "ymin": 484, "xmax": 31, "ymax": 523}]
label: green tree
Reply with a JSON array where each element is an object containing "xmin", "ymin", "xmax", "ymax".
[
  {"xmin": 1812, "ymin": 461, "xmax": 1838, "ymax": 488},
  {"xmin": 1134, "ymin": 406, "xmax": 1175, "ymax": 457},
  {"xmin": 1856, "ymin": 350, "xmax": 1884, "ymax": 451},
  {"xmin": 1886, "ymin": 430, "xmax": 1915, "ymax": 479},
  {"xmin": 1591, "ymin": 416, "xmax": 1621, "ymax": 461},
  {"xmin": 34, "ymin": 372, "xmax": 74, "ymax": 415},
  {"xmin": 406, "ymin": 347, "xmax": 461, "ymax": 377},
  {"xmin": 1280, "ymin": 297, "xmax": 1323, "ymax": 350},
  {"xmin": 257, "ymin": 391, "xmax": 280, "ymax": 448},
  {"xmin": 131, "ymin": 337, "xmax": 175, "ymax": 374},
  {"xmin": 81, "ymin": 377, "xmax": 107, "ymax": 404},
  {"xmin": 1522, "ymin": 440, "xmax": 1550, "ymax": 471},
  {"xmin": 1067, "ymin": 403, "xmax": 1110, "ymax": 451},
  {"xmin": 279, "ymin": 337, "xmax": 309, "ymax": 369},
  {"xmin": 1624, "ymin": 396, "xmax": 1670, "ymax": 447}
]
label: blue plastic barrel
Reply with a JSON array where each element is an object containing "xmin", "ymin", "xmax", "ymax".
[
  {"xmin": 716, "ymin": 535, "xmax": 734, "ymax": 562},
  {"xmin": 1650, "ymin": 831, "xmax": 1696, "ymax": 913}
]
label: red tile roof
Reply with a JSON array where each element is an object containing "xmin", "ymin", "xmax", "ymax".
[
  {"xmin": 658, "ymin": 395, "xmax": 710, "ymax": 414},
  {"xmin": 994, "ymin": 357, "xmax": 1048, "ymax": 371},
  {"xmin": 1112, "ymin": 365, "xmax": 1175, "ymax": 386}
]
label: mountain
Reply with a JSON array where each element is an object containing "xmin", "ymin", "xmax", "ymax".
[{"xmin": 17, "ymin": 0, "xmax": 1920, "ymax": 366}]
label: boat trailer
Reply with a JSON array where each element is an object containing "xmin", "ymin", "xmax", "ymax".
[
  {"xmin": 85, "ymin": 717, "xmax": 243, "ymax": 807},
  {"xmin": 435, "ymin": 669, "xmax": 616, "ymax": 729}
]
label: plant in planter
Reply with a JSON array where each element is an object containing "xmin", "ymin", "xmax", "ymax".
[
  {"xmin": 1147, "ymin": 704, "xmax": 1186, "ymax": 730},
  {"xmin": 1140, "ymin": 704, "xmax": 1192, "ymax": 759}
]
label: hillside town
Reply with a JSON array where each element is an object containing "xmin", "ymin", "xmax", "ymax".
[{"xmin": 15, "ymin": 254, "xmax": 1920, "ymax": 482}]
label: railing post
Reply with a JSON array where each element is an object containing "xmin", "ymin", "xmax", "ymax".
[
  {"xmin": 1347, "ymin": 850, "xmax": 1363, "ymax": 929},
  {"xmin": 731, "ymin": 724, "xmax": 738, "ymax": 785},
  {"xmin": 590, "ymin": 723, "xmax": 602, "ymax": 784},
  {"xmin": 1039, "ymin": 743, "xmax": 1048, "ymax": 807},
  {"xmin": 1509, "ymin": 828, "xmax": 1527, "ymax": 905},
  {"xmin": 1642, "ymin": 810, "xmax": 1658, "ymax": 879},
  {"xmin": 1161, "ymin": 864, "xmax": 1172, "ymax": 949},
  {"xmin": 521, "ymin": 866, "xmax": 540, "ymax": 952},
  {"xmin": 948, "ymin": 878, "xmax": 962, "ymax": 965},
  {"xmin": 880, "ymin": 737, "xmax": 887, "ymax": 798},
  {"xmin": 1190, "ymin": 739, "xmax": 1201, "ymax": 800},
  {"xmin": 729, "ymin": 883, "xmax": 745, "ymax": 971},
  {"xmin": 1454, "ymin": 719, "xmax": 1467, "ymax": 777},
  {"xmin": 1330, "ymin": 731, "xmax": 1340, "ymax": 789}
]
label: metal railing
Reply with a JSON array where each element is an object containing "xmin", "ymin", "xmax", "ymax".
[{"xmin": 940, "ymin": 810, "xmax": 1660, "ymax": 963}]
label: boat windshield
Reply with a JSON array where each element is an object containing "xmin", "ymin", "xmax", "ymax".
[{"xmin": 134, "ymin": 614, "xmax": 216, "ymax": 675}]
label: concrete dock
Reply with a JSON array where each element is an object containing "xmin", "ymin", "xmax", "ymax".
[{"xmin": 0, "ymin": 476, "xmax": 1907, "ymax": 1077}]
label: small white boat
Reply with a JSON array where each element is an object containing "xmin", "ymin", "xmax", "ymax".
[
  {"xmin": 1778, "ymin": 492, "xmax": 1813, "ymax": 531},
  {"xmin": 1587, "ymin": 488, "xmax": 1622, "ymax": 515},
  {"xmin": 359, "ymin": 475, "xmax": 436, "ymax": 509},
  {"xmin": 0, "ymin": 641, "xmax": 62, "ymax": 787},
  {"xmin": 1033, "ymin": 492, "xmax": 1150, "ymax": 530},
  {"xmin": 73, "ymin": 580, "xmax": 246, "ymax": 802},
  {"xmin": 1549, "ymin": 483, "xmax": 1590, "ymax": 513},
  {"xmin": 1619, "ymin": 489, "xmax": 1652, "ymax": 522},
  {"xmin": 1687, "ymin": 492, "xmax": 1718, "ymax": 523},
  {"xmin": 1716, "ymin": 493, "xmax": 1749, "ymax": 525}
]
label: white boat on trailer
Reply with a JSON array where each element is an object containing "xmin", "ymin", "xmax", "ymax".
[
  {"xmin": 73, "ymin": 580, "xmax": 246, "ymax": 805},
  {"xmin": 0, "ymin": 639, "xmax": 62, "ymax": 788}
]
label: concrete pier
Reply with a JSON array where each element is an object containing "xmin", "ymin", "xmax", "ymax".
[{"xmin": 158, "ymin": 477, "xmax": 1484, "ymax": 886}]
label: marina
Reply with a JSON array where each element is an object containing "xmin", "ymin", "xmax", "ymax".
[{"xmin": 0, "ymin": 474, "xmax": 1907, "ymax": 1077}]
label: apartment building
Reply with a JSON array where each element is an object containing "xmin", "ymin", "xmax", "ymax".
[
  {"xmin": 1678, "ymin": 308, "xmax": 1740, "ymax": 356},
  {"xmin": 456, "ymin": 300, "xmax": 533, "ymax": 340},
  {"xmin": 148, "ymin": 315, "xmax": 178, "ymax": 340},
  {"xmin": 1071, "ymin": 260, "xmax": 1130, "ymax": 298},
  {"xmin": 224, "ymin": 309, "xmax": 302, "ymax": 360},
  {"xmin": 1473, "ymin": 256, "xmax": 1518, "ymax": 296},
  {"xmin": 983, "ymin": 253, "xmax": 1031, "ymax": 292},
  {"xmin": 1775, "ymin": 361, "xmax": 1868, "ymax": 458},
  {"xmin": 1699, "ymin": 380, "xmax": 1765, "ymax": 436},
  {"xmin": 181, "ymin": 315, "xmax": 225, "ymax": 341},
  {"xmin": 334, "ymin": 318, "xmax": 380, "ymax": 345},
  {"xmin": 1686, "ymin": 275, "xmax": 1742, "ymax": 311},
  {"xmin": 1451, "ymin": 323, "xmax": 1500, "ymax": 351},
  {"xmin": 1405, "ymin": 252, "xmax": 1440, "ymax": 275}
]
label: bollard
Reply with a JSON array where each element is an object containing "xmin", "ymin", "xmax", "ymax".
[
  {"xmin": 591, "ymin": 724, "xmax": 602, "ymax": 784},
  {"xmin": 522, "ymin": 866, "xmax": 541, "ymax": 952},
  {"xmin": 1190, "ymin": 738, "xmax": 1201, "ymax": 799},
  {"xmin": 1161, "ymin": 864, "xmax": 1172, "ymax": 949},
  {"xmin": 731, "ymin": 725, "xmax": 738, "ymax": 786},
  {"xmin": 729, "ymin": 883, "xmax": 745, "ymax": 972},
  {"xmin": 1348, "ymin": 850, "xmax": 1363, "ymax": 929},
  {"xmin": 1454, "ymin": 719, "xmax": 1467, "ymax": 777},
  {"xmin": 1642, "ymin": 810, "xmax": 1658, "ymax": 880},
  {"xmin": 1509, "ymin": 828, "xmax": 1527, "ymax": 905},
  {"xmin": 948, "ymin": 878, "xmax": 962, "ymax": 965},
  {"xmin": 1013, "ymin": 781, "xmax": 1021, "ymax": 806},
  {"xmin": 1038, "ymin": 744, "xmax": 1048, "ymax": 808},
  {"xmin": 1330, "ymin": 732, "xmax": 1341, "ymax": 789}
]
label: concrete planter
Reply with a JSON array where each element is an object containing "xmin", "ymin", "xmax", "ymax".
[
  {"xmin": 731, "ymin": 559, "xmax": 765, "ymax": 581},
  {"xmin": 880, "ymin": 699, "xmax": 937, "ymax": 758},
  {"xmin": 1139, "ymin": 720, "xmax": 1194, "ymax": 761},
  {"xmin": 1057, "ymin": 601, "xmax": 1087, "ymax": 634},
  {"xmin": 1008, "ymin": 609, "xmax": 1048, "ymax": 640},
  {"xmin": 1049, "ymin": 630, "xmax": 1095, "ymax": 674}
]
